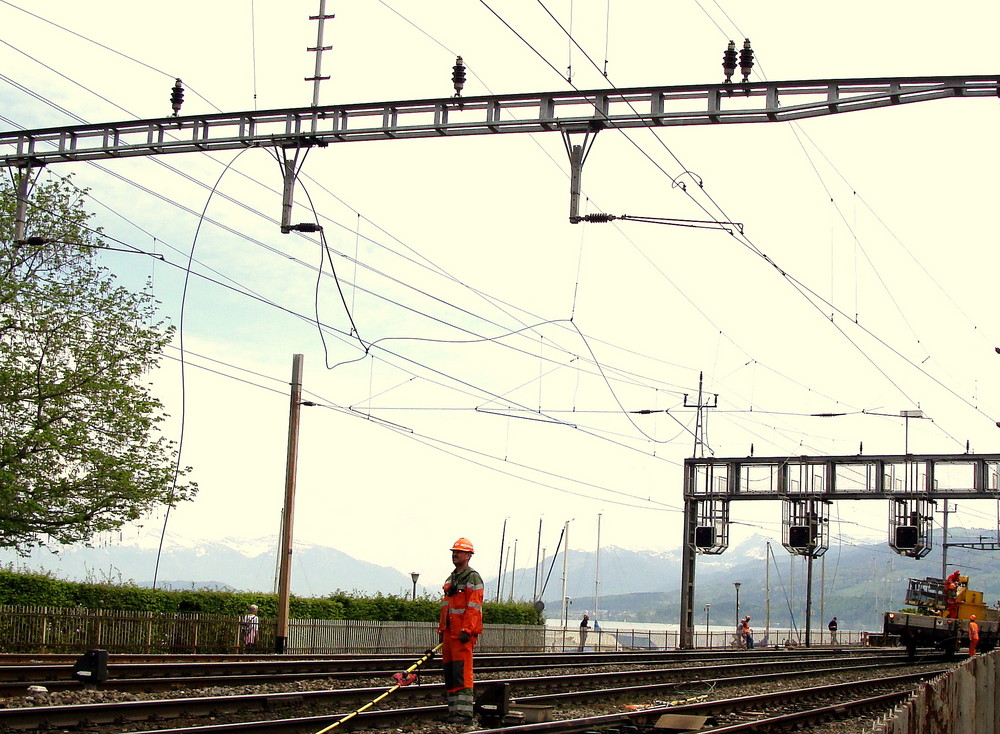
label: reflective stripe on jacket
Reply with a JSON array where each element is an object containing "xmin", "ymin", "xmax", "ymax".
[{"xmin": 438, "ymin": 567, "xmax": 484, "ymax": 637}]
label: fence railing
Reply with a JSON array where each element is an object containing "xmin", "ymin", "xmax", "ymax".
[
  {"xmin": 286, "ymin": 619, "xmax": 543, "ymax": 655},
  {"xmin": 545, "ymin": 625, "xmax": 875, "ymax": 652},
  {"xmin": 0, "ymin": 606, "xmax": 544, "ymax": 655},
  {"xmin": 0, "ymin": 606, "xmax": 876, "ymax": 655}
]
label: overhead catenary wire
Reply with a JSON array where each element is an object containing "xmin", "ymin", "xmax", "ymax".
[
  {"xmin": 15, "ymin": 192, "xmax": 696, "ymax": 513},
  {"xmin": 5, "ymin": 0, "xmax": 992, "ymax": 536},
  {"xmin": 0, "ymin": 14, "xmax": 928, "ymax": 460},
  {"xmin": 152, "ymin": 148, "xmax": 251, "ymax": 590},
  {"xmin": 495, "ymin": 0, "xmax": 1000, "ymax": 439}
]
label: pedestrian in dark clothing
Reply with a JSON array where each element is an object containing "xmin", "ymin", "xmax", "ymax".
[{"xmin": 578, "ymin": 614, "xmax": 590, "ymax": 651}]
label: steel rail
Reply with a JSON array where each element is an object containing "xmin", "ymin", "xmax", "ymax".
[
  {"xmin": 0, "ymin": 656, "xmax": 932, "ymax": 731},
  {"xmin": 470, "ymin": 669, "xmax": 946, "ymax": 733},
  {"xmin": 0, "ymin": 650, "xmax": 908, "ymax": 695},
  {"xmin": 109, "ymin": 665, "xmax": 949, "ymax": 734},
  {"xmin": 703, "ymin": 690, "xmax": 912, "ymax": 732},
  {"xmin": 0, "ymin": 646, "xmax": 855, "ymax": 672},
  {"xmin": 0, "ymin": 646, "xmax": 893, "ymax": 684}
]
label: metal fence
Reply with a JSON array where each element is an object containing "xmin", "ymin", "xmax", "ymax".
[
  {"xmin": 0, "ymin": 606, "xmax": 876, "ymax": 655},
  {"xmin": 0, "ymin": 605, "xmax": 247, "ymax": 654},
  {"xmin": 287, "ymin": 619, "xmax": 543, "ymax": 655},
  {"xmin": 546, "ymin": 625, "xmax": 875, "ymax": 652},
  {"xmin": 0, "ymin": 606, "xmax": 545, "ymax": 655}
]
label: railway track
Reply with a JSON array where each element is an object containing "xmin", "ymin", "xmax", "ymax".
[
  {"xmin": 0, "ymin": 650, "xmax": 947, "ymax": 732},
  {"xmin": 0, "ymin": 647, "xmax": 895, "ymax": 696},
  {"xmin": 472, "ymin": 670, "xmax": 942, "ymax": 733}
]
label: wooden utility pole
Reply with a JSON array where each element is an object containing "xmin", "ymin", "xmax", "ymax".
[{"xmin": 275, "ymin": 354, "xmax": 305, "ymax": 653}]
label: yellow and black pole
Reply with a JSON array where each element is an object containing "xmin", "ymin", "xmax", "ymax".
[{"xmin": 313, "ymin": 643, "xmax": 443, "ymax": 734}]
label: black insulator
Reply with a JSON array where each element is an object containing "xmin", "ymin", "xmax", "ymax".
[
  {"xmin": 452, "ymin": 56, "xmax": 466, "ymax": 97},
  {"xmin": 170, "ymin": 78, "xmax": 185, "ymax": 116},
  {"xmin": 582, "ymin": 213, "xmax": 616, "ymax": 223},
  {"xmin": 739, "ymin": 39, "xmax": 754, "ymax": 82},
  {"xmin": 722, "ymin": 41, "xmax": 737, "ymax": 83}
]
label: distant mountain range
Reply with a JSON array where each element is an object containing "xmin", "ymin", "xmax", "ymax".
[
  {"xmin": 0, "ymin": 535, "xmax": 415, "ymax": 598},
  {"xmin": 504, "ymin": 530, "xmax": 1000, "ymax": 631},
  {"xmin": 3, "ymin": 529, "xmax": 998, "ymax": 631}
]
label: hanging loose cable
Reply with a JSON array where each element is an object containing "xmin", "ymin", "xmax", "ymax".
[{"xmin": 151, "ymin": 148, "xmax": 250, "ymax": 590}]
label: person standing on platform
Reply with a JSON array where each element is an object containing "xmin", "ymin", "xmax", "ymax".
[
  {"xmin": 438, "ymin": 537, "xmax": 484, "ymax": 725},
  {"xmin": 828, "ymin": 616, "xmax": 838, "ymax": 645},
  {"xmin": 578, "ymin": 614, "xmax": 590, "ymax": 652}
]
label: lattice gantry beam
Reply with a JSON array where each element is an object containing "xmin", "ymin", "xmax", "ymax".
[
  {"xmin": 685, "ymin": 453, "xmax": 1000, "ymax": 501},
  {"xmin": 2, "ymin": 75, "xmax": 997, "ymax": 167}
]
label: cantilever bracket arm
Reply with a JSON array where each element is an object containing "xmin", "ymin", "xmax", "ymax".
[{"xmin": 562, "ymin": 127, "xmax": 600, "ymax": 224}]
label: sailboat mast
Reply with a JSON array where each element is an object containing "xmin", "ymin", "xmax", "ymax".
[
  {"xmin": 496, "ymin": 518, "xmax": 507, "ymax": 603},
  {"xmin": 533, "ymin": 517, "xmax": 542, "ymax": 601},
  {"xmin": 765, "ymin": 541, "xmax": 771, "ymax": 642},
  {"xmin": 593, "ymin": 513, "xmax": 602, "ymax": 620},
  {"xmin": 561, "ymin": 520, "xmax": 570, "ymax": 627}
]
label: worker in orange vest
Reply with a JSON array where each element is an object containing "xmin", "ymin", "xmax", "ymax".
[
  {"xmin": 968, "ymin": 615, "xmax": 980, "ymax": 656},
  {"xmin": 945, "ymin": 570, "xmax": 961, "ymax": 619},
  {"xmin": 438, "ymin": 537, "xmax": 484, "ymax": 724}
]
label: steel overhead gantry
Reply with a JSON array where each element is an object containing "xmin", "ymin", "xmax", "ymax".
[
  {"xmin": 679, "ymin": 453, "xmax": 1000, "ymax": 649},
  {"xmin": 3, "ymin": 74, "xmax": 999, "ymax": 234}
]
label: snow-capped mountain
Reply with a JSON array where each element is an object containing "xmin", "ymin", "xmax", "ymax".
[{"xmin": 0, "ymin": 533, "xmax": 417, "ymax": 597}]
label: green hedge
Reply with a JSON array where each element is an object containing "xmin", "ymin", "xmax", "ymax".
[{"xmin": 0, "ymin": 569, "xmax": 542, "ymax": 625}]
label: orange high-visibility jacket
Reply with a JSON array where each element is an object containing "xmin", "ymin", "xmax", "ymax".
[{"xmin": 438, "ymin": 567, "xmax": 484, "ymax": 637}]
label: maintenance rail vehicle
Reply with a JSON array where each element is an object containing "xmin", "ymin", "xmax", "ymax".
[{"xmin": 883, "ymin": 572, "xmax": 998, "ymax": 658}]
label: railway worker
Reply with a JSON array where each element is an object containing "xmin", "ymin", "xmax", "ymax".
[
  {"xmin": 968, "ymin": 615, "xmax": 980, "ymax": 656},
  {"xmin": 438, "ymin": 537, "xmax": 485, "ymax": 725},
  {"xmin": 828, "ymin": 616, "xmax": 838, "ymax": 645},
  {"xmin": 945, "ymin": 571, "xmax": 961, "ymax": 618},
  {"xmin": 742, "ymin": 617, "xmax": 754, "ymax": 649}
]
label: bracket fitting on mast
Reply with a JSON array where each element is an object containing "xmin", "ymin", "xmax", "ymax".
[{"xmin": 561, "ymin": 124, "xmax": 601, "ymax": 224}]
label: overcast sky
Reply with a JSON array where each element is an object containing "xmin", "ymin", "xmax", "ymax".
[{"xmin": 3, "ymin": 0, "xmax": 1000, "ymax": 593}]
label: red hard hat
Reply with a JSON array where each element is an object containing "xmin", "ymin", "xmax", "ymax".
[
  {"xmin": 450, "ymin": 537, "xmax": 475, "ymax": 553},
  {"xmin": 970, "ymin": 615, "xmax": 976, "ymax": 621}
]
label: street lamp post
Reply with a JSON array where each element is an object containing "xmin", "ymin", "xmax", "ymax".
[
  {"xmin": 410, "ymin": 572, "xmax": 419, "ymax": 601},
  {"xmin": 734, "ymin": 582, "xmax": 741, "ymax": 631},
  {"xmin": 704, "ymin": 603, "xmax": 711, "ymax": 647}
]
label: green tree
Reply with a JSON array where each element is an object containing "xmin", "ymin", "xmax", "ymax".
[{"xmin": 0, "ymin": 173, "xmax": 196, "ymax": 552}]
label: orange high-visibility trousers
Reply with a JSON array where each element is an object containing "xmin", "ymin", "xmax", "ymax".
[{"xmin": 441, "ymin": 634, "xmax": 476, "ymax": 692}]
